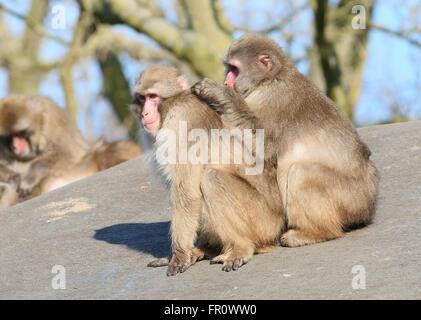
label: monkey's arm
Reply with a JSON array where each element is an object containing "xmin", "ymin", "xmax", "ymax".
[
  {"xmin": 0, "ymin": 164, "xmax": 20, "ymax": 185},
  {"xmin": 0, "ymin": 183, "xmax": 20, "ymax": 209},
  {"xmin": 191, "ymin": 79, "xmax": 256, "ymax": 129}
]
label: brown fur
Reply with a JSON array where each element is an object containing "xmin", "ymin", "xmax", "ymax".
[
  {"xmin": 192, "ymin": 34, "xmax": 379, "ymax": 247},
  {"xmin": 75, "ymin": 140, "xmax": 142, "ymax": 172},
  {"xmin": 0, "ymin": 182, "xmax": 19, "ymax": 209},
  {"xmin": 0, "ymin": 142, "xmax": 20, "ymax": 208},
  {"xmin": 0, "ymin": 165, "xmax": 20, "ymax": 209},
  {"xmin": 0, "ymin": 164, "xmax": 18, "ymax": 184},
  {"xmin": 133, "ymin": 65, "xmax": 284, "ymax": 275}
]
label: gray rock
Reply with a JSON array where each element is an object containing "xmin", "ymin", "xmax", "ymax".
[{"xmin": 1, "ymin": 121, "xmax": 420, "ymax": 299}]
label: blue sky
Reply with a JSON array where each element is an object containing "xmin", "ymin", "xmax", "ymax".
[{"xmin": 0, "ymin": 0, "xmax": 420, "ymax": 139}]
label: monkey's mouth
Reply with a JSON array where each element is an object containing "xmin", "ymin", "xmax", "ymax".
[
  {"xmin": 224, "ymin": 64, "xmax": 239, "ymax": 89},
  {"xmin": 142, "ymin": 119, "xmax": 160, "ymax": 132},
  {"xmin": 9, "ymin": 133, "xmax": 32, "ymax": 159}
]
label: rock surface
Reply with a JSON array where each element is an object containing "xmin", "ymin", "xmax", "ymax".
[{"xmin": 1, "ymin": 121, "xmax": 420, "ymax": 299}]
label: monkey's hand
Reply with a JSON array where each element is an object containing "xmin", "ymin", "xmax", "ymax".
[
  {"xmin": 191, "ymin": 78, "xmax": 232, "ymax": 114},
  {"xmin": 17, "ymin": 176, "xmax": 37, "ymax": 198}
]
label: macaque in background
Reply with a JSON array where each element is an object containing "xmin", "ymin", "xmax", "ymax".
[
  {"xmin": 192, "ymin": 34, "xmax": 379, "ymax": 247},
  {"xmin": 132, "ymin": 65, "xmax": 283, "ymax": 275},
  {"xmin": 0, "ymin": 94, "xmax": 142, "ymax": 205},
  {"xmin": 0, "ymin": 94, "xmax": 89, "ymax": 198}
]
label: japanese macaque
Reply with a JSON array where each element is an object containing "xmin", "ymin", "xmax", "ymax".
[
  {"xmin": 132, "ymin": 65, "xmax": 283, "ymax": 275},
  {"xmin": 0, "ymin": 94, "xmax": 142, "ymax": 204},
  {"xmin": 0, "ymin": 94, "xmax": 90, "ymax": 198},
  {"xmin": 192, "ymin": 34, "xmax": 379, "ymax": 248}
]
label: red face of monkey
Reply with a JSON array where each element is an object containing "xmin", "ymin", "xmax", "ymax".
[
  {"xmin": 0, "ymin": 96, "xmax": 38, "ymax": 161},
  {"xmin": 10, "ymin": 132, "xmax": 32, "ymax": 158},
  {"xmin": 222, "ymin": 34, "xmax": 284, "ymax": 97},
  {"xmin": 0, "ymin": 131, "xmax": 33, "ymax": 161},
  {"xmin": 135, "ymin": 90, "xmax": 162, "ymax": 132},
  {"xmin": 131, "ymin": 65, "xmax": 189, "ymax": 136},
  {"xmin": 223, "ymin": 54, "xmax": 273, "ymax": 96}
]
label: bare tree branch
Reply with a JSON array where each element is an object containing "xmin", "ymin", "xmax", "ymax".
[
  {"xmin": 3, "ymin": 0, "xmax": 52, "ymax": 94},
  {"xmin": 81, "ymin": 25, "xmax": 199, "ymax": 80},
  {"xmin": 87, "ymin": 0, "xmax": 231, "ymax": 80},
  {"xmin": 255, "ymin": 3, "xmax": 308, "ymax": 34},
  {"xmin": 60, "ymin": 10, "xmax": 93, "ymax": 122},
  {"xmin": 370, "ymin": 23, "xmax": 421, "ymax": 49}
]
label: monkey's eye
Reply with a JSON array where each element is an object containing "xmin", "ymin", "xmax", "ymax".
[
  {"xmin": 134, "ymin": 94, "xmax": 145, "ymax": 105},
  {"xmin": 16, "ymin": 130, "xmax": 30, "ymax": 139},
  {"xmin": 148, "ymin": 93, "xmax": 158, "ymax": 99}
]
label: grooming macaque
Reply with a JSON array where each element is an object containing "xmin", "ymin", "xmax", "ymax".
[
  {"xmin": 132, "ymin": 65, "xmax": 283, "ymax": 275},
  {"xmin": 192, "ymin": 34, "xmax": 379, "ymax": 247},
  {"xmin": 0, "ymin": 94, "xmax": 141, "ymax": 206}
]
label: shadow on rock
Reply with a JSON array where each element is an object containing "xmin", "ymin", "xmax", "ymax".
[{"xmin": 94, "ymin": 222, "xmax": 170, "ymax": 259}]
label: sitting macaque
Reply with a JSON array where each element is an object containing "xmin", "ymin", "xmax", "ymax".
[
  {"xmin": 192, "ymin": 34, "xmax": 379, "ymax": 247},
  {"xmin": 0, "ymin": 94, "xmax": 90, "ymax": 198},
  {"xmin": 132, "ymin": 65, "xmax": 283, "ymax": 275},
  {"xmin": 0, "ymin": 94, "xmax": 141, "ymax": 205}
]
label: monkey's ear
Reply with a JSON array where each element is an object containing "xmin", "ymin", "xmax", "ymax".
[
  {"xmin": 177, "ymin": 76, "xmax": 189, "ymax": 91},
  {"xmin": 259, "ymin": 54, "xmax": 273, "ymax": 71}
]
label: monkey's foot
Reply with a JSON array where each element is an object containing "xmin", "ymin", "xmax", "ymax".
[
  {"xmin": 150, "ymin": 248, "xmax": 204, "ymax": 275},
  {"xmin": 210, "ymin": 249, "xmax": 253, "ymax": 272},
  {"xmin": 147, "ymin": 258, "xmax": 169, "ymax": 268},
  {"xmin": 167, "ymin": 254, "xmax": 193, "ymax": 276},
  {"xmin": 280, "ymin": 230, "xmax": 319, "ymax": 247}
]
